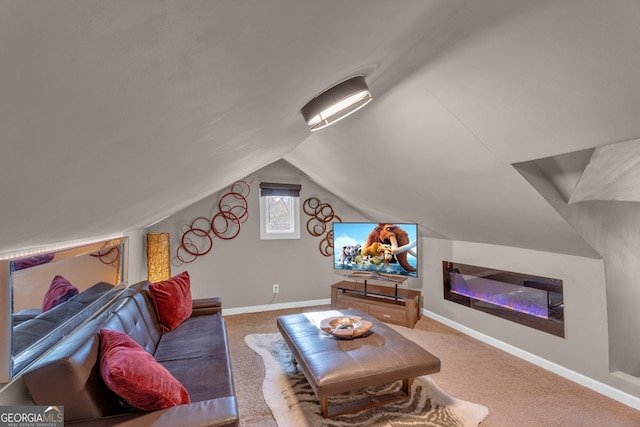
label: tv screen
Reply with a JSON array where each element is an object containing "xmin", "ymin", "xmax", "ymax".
[{"xmin": 333, "ymin": 222, "xmax": 418, "ymax": 278}]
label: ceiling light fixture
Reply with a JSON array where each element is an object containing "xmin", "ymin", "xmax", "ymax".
[{"xmin": 300, "ymin": 75, "xmax": 373, "ymax": 132}]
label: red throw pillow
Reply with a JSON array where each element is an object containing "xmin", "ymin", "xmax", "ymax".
[
  {"xmin": 99, "ymin": 329, "xmax": 190, "ymax": 411},
  {"xmin": 149, "ymin": 271, "xmax": 193, "ymax": 332},
  {"xmin": 41, "ymin": 275, "xmax": 79, "ymax": 312}
]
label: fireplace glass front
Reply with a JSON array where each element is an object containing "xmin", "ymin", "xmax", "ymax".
[{"xmin": 443, "ymin": 261, "xmax": 564, "ymax": 337}]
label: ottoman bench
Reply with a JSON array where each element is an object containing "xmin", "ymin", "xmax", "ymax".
[{"xmin": 276, "ymin": 309, "xmax": 441, "ymax": 418}]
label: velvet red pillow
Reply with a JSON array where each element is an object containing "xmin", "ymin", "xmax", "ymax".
[
  {"xmin": 41, "ymin": 275, "xmax": 79, "ymax": 312},
  {"xmin": 149, "ymin": 271, "xmax": 193, "ymax": 332},
  {"xmin": 99, "ymin": 329, "xmax": 190, "ymax": 411}
]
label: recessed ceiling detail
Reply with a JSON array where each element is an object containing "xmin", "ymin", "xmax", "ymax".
[{"xmin": 569, "ymin": 139, "xmax": 640, "ymax": 204}]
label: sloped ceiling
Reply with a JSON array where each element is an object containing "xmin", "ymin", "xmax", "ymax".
[{"xmin": 2, "ymin": 0, "xmax": 640, "ymax": 257}]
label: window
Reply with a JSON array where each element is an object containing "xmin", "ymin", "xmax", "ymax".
[{"xmin": 259, "ymin": 182, "xmax": 301, "ymax": 240}]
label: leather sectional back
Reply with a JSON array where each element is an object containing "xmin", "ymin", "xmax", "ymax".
[{"xmin": 102, "ymin": 289, "xmax": 162, "ymax": 354}]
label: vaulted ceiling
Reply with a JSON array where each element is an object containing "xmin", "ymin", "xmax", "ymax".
[{"xmin": 2, "ymin": 0, "xmax": 640, "ymax": 256}]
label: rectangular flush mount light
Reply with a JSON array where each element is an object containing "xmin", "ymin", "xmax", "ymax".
[{"xmin": 300, "ymin": 75, "xmax": 373, "ymax": 131}]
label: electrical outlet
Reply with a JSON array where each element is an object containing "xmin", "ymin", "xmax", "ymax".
[{"xmin": 273, "ymin": 284, "xmax": 279, "ymax": 294}]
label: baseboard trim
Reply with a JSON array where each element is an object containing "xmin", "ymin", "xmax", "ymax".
[
  {"xmin": 423, "ymin": 309, "xmax": 640, "ymax": 411},
  {"xmin": 222, "ymin": 298, "xmax": 331, "ymax": 316}
]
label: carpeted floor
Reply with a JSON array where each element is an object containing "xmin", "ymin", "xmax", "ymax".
[{"xmin": 224, "ymin": 305, "xmax": 640, "ymax": 426}]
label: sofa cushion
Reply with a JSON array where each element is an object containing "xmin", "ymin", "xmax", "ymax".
[
  {"xmin": 99, "ymin": 329, "xmax": 190, "ymax": 411},
  {"xmin": 155, "ymin": 313, "xmax": 236, "ymax": 403},
  {"xmin": 149, "ymin": 271, "xmax": 193, "ymax": 332},
  {"xmin": 42, "ymin": 275, "xmax": 79, "ymax": 311}
]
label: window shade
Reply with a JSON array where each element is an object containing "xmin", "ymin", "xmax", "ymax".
[{"xmin": 259, "ymin": 182, "xmax": 301, "ymax": 197}]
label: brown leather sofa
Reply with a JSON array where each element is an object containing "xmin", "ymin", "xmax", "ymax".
[{"xmin": 21, "ymin": 281, "xmax": 239, "ymax": 427}]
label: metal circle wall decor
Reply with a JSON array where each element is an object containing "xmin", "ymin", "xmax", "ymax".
[
  {"xmin": 173, "ymin": 177, "xmax": 253, "ymax": 266},
  {"xmin": 303, "ymin": 197, "xmax": 341, "ymax": 257},
  {"xmin": 90, "ymin": 245, "xmax": 120, "ymax": 266}
]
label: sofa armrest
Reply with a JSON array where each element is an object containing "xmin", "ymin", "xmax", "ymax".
[
  {"xmin": 68, "ymin": 397, "xmax": 239, "ymax": 427},
  {"xmin": 191, "ymin": 297, "xmax": 222, "ymax": 316}
]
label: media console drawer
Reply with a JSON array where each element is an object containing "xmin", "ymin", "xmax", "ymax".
[
  {"xmin": 368, "ymin": 304, "xmax": 407, "ymax": 326},
  {"xmin": 334, "ymin": 297, "xmax": 370, "ymax": 313},
  {"xmin": 330, "ymin": 281, "xmax": 421, "ymax": 328}
]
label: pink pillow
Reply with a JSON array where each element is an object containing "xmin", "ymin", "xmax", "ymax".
[
  {"xmin": 149, "ymin": 271, "xmax": 193, "ymax": 332},
  {"xmin": 99, "ymin": 329, "xmax": 190, "ymax": 411},
  {"xmin": 41, "ymin": 275, "xmax": 79, "ymax": 312}
]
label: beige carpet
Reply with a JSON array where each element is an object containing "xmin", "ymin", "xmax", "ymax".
[
  {"xmin": 224, "ymin": 306, "xmax": 640, "ymax": 426},
  {"xmin": 245, "ymin": 332, "xmax": 489, "ymax": 426}
]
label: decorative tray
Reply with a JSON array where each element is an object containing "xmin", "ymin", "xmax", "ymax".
[{"xmin": 320, "ymin": 315, "xmax": 373, "ymax": 339}]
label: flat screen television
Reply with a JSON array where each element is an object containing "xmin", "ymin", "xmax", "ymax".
[{"xmin": 333, "ymin": 222, "xmax": 418, "ymax": 278}]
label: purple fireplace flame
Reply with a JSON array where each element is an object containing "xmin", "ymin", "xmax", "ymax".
[{"xmin": 450, "ymin": 273, "xmax": 549, "ymax": 319}]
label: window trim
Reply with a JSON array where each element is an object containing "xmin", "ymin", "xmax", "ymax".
[{"xmin": 259, "ymin": 182, "xmax": 301, "ymax": 240}]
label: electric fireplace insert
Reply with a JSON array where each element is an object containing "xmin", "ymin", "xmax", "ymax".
[{"xmin": 443, "ymin": 261, "xmax": 564, "ymax": 337}]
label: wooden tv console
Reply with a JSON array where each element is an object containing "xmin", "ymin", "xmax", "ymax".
[{"xmin": 330, "ymin": 279, "xmax": 422, "ymax": 328}]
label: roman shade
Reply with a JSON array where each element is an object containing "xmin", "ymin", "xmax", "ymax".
[{"xmin": 259, "ymin": 182, "xmax": 301, "ymax": 197}]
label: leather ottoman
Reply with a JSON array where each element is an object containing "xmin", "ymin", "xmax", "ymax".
[{"xmin": 276, "ymin": 309, "xmax": 441, "ymax": 418}]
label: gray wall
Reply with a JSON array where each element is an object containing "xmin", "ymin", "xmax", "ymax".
[
  {"xmin": 517, "ymin": 160, "xmax": 640, "ymax": 397},
  {"xmin": 422, "ymin": 237, "xmax": 622, "ymax": 385},
  {"xmin": 566, "ymin": 202, "xmax": 640, "ymax": 378},
  {"xmin": 147, "ymin": 160, "xmax": 640, "ymax": 403},
  {"xmin": 147, "ymin": 161, "xmax": 368, "ymax": 311},
  {"xmin": 4, "ymin": 160, "xmax": 638, "ymax": 407}
]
